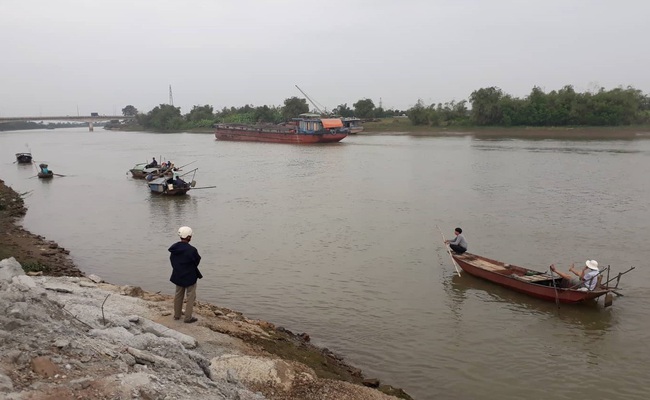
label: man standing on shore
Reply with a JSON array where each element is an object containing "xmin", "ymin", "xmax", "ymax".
[{"xmin": 169, "ymin": 226, "xmax": 202, "ymax": 323}]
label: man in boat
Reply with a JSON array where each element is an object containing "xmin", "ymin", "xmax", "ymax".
[
  {"xmin": 169, "ymin": 226, "xmax": 203, "ymax": 324},
  {"xmin": 39, "ymin": 164, "xmax": 50, "ymax": 174},
  {"xmin": 445, "ymin": 227, "xmax": 468, "ymax": 254},
  {"xmin": 168, "ymin": 171, "xmax": 187, "ymax": 188},
  {"xmin": 550, "ymin": 260, "xmax": 600, "ymax": 291},
  {"xmin": 146, "ymin": 157, "xmax": 158, "ymax": 168}
]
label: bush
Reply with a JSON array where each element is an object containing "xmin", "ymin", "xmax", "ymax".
[{"xmin": 21, "ymin": 261, "xmax": 49, "ymax": 273}]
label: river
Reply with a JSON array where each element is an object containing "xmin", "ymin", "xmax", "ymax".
[{"xmin": 2, "ymin": 128, "xmax": 649, "ymax": 399}]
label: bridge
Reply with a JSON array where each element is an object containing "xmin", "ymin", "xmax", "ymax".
[{"xmin": 0, "ymin": 115, "xmax": 136, "ymax": 131}]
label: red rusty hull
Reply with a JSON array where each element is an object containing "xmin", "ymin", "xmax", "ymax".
[
  {"xmin": 452, "ymin": 253, "xmax": 609, "ymax": 304},
  {"xmin": 215, "ymin": 127, "xmax": 346, "ymax": 144}
]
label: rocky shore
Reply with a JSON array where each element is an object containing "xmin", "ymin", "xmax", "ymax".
[{"xmin": 0, "ymin": 179, "xmax": 412, "ymax": 399}]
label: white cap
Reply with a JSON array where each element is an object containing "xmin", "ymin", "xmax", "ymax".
[
  {"xmin": 178, "ymin": 226, "xmax": 193, "ymax": 239},
  {"xmin": 585, "ymin": 260, "xmax": 598, "ymax": 271}
]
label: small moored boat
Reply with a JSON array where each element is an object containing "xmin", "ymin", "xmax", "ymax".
[
  {"xmin": 16, "ymin": 153, "xmax": 33, "ymax": 164},
  {"xmin": 341, "ymin": 117, "xmax": 364, "ymax": 134},
  {"xmin": 451, "ymin": 253, "xmax": 633, "ymax": 306}
]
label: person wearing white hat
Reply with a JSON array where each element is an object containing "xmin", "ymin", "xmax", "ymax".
[
  {"xmin": 169, "ymin": 226, "xmax": 203, "ymax": 323},
  {"xmin": 550, "ymin": 260, "xmax": 600, "ymax": 291}
]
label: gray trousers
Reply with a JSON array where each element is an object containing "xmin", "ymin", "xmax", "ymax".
[{"xmin": 174, "ymin": 283, "xmax": 196, "ymax": 322}]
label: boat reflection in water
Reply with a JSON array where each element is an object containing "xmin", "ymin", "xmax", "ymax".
[{"xmin": 446, "ymin": 273, "xmax": 614, "ymax": 333}]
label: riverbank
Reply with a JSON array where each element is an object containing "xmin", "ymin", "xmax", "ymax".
[
  {"xmin": 0, "ymin": 179, "xmax": 411, "ymax": 399},
  {"xmin": 361, "ymin": 118, "xmax": 650, "ymax": 139},
  {"xmin": 107, "ymin": 119, "xmax": 650, "ymax": 140}
]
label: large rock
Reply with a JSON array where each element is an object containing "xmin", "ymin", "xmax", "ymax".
[
  {"xmin": 210, "ymin": 354, "xmax": 301, "ymax": 392},
  {"xmin": 140, "ymin": 319, "xmax": 198, "ymax": 349},
  {"xmin": 31, "ymin": 356, "xmax": 59, "ymax": 378},
  {"xmin": 0, "ymin": 258, "xmax": 25, "ymax": 284}
]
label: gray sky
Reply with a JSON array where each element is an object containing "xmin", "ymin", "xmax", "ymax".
[{"xmin": 1, "ymin": 0, "xmax": 648, "ymax": 116}]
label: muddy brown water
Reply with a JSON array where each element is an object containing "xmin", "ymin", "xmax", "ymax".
[{"xmin": 2, "ymin": 128, "xmax": 650, "ymax": 399}]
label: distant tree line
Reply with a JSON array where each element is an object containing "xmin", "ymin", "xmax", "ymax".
[
  {"xmin": 129, "ymin": 97, "xmax": 407, "ymax": 131},
  {"xmin": 0, "ymin": 121, "xmax": 86, "ymax": 131},
  {"xmin": 124, "ymin": 85, "xmax": 650, "ymax": 131},
  {"xmin": 407, "ymin": 85, "xmax": 650, "ymax": 127}
]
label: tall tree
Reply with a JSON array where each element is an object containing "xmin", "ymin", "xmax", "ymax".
[
  {"xmin": 282, "ymin": 97, "xmax": 309, "ymax": 120},
  {"xmin": 122, "ymin": 105, "xmax": 138, "ymax": 116},
  {"xmin": 353, "ymin": 99, "xmax": 375, "ymax": 118},
  {"xmin": 333, "ymin": 103, "xmax": 354, "ymax": 117},
  {"xmin": 186, "ymin": 105, "xmax": 214, "ymax": 122},
  {"xmin": 138, "ymin": 104, "xmax": 183, "ymax": 131},
  {"xmin": 469, "ymin": 87, "xmax": 504, "ymax": 125}
]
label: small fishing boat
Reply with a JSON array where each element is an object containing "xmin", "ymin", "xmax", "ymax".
[
  {"xmin": 451, "ymin": 253, "xmax": 633, "ymax": 306},
  {"xmin": 147, "ymin": 177, "xmax": 193, "ymax": 195},
  {"xmin": 37, "ymin": 163, "xmax": 54, "ymax": 179},
  {"xmin": 147, "ymin": 168, "xmax": 197, "ymax": 196},
  {"xmin": 214, "ymin": 115, "xmax": 348, "ymax": 144},
  {"xmin": 15, "ymin": 153, "xmax": 33, "ymax": 164},
  {"xmin": 341, "ymin": 117, "xmax": 364, "ymax": 134},
  {"xmin": 129, "ymin": 163, "xmax": 162, "ymax": 179}
]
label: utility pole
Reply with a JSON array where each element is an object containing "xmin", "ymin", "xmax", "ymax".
[{"xmin": 169, "ymin": 85, "xmax": 174, "ymax": 106}]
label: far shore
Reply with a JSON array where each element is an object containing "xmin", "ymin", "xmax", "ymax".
[
  {"xmin": 105, "ymin": 120, "xmax": 650, "ymax": 140},
  {"xmin": 360, "ymin": 119, "xmax": 650, "ymax": 139}
]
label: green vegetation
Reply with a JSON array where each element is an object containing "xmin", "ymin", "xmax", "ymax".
[
  {"xmin": 0, "ymin": 121, "xmax": 86, "ymax": 131},
  {"xmin": 408, "ymin": 85, "xmax": 650, "ymax": 128},
  {"xmin": 20, "ymin": 261, "xmax": 49, "ymax": 273},
  {"xmin": 3, "ymin": 85, "xmax": 649, "ymax": 133},
  {"xmin": 133, "ymin": 95, "xmax": 406, "ymax": 132},
  {"xmin": 122, "ymin": 105, "xmax": 138, "ymax": 116}
]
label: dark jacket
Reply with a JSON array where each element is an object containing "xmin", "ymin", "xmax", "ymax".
[{"xmin": 169, "ymin": 241, "xmax": 202, "ymax": 287}]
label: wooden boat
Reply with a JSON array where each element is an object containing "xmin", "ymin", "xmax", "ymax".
[
  {"xmin": 15, "ymin": 153, "xmax": 33, "ymax": 164},
  {"xmin": 37, "ymin": 163, "xmax": 54, "ymax": 179},
  {"xmin": 147, "ymin": 174, "xmax": 195, "ymax": 196},
  {"xmin": 451, "ymin": 253, "xmax": 631, "ymax": 305},
  {"xmin": 341, "ymin": 117, "xmax": 364, "ymax": 134},
  {"xmin": 129, "ymin": 163, "xmax": 162, "ymax": 179},
  {"xmin": 214, "ymin": 116, "xmax": 348, "ymax": 144}
]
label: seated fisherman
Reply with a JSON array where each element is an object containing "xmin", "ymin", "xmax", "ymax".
[
  {"xmin": 146, "ymin": 157, "xmax": 158, "ymax": 168},
  {"xmin": 445, "ymin": 227, "xmax": 468, "ymax": 254},
  {"xmin": 550, "ymin": 260, "xmax": 600, "ymax": 290},
  {"xmin": 39, "ymin": 164, "xmax": 49, "ymax": 174},
  {"xmin": 171, "ymin": 172, "xmax": 186, "ymax": 187}
]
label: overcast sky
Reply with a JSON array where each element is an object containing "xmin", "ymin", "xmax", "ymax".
[{"xmin": 1, "ymin": 0, "xmax": 648, "ymax": 116}]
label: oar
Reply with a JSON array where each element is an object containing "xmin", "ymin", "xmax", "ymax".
[
  {"xmin": 549, "ymin": 266, "xmax": 560, "ymax": 308},
  {"xmin": 190, "ymin": 186, "xmax": 216, "ymax": 190},
  {"xmin": 436, "ymin": 225, "xmax": 461, "ymax": 277},
  {"xmin": 53, "ymin": 173, "xmax": 66, "ymax": 177}
]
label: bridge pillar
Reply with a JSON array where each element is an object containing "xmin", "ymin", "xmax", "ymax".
[{"xmin": 88, "ymin": 121, "xmax": 94, "ymax": 132}]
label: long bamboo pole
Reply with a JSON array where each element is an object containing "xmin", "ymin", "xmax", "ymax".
[{"xmin": 436, "ymin": 225, "xmax": 461, "ymax": 277}]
